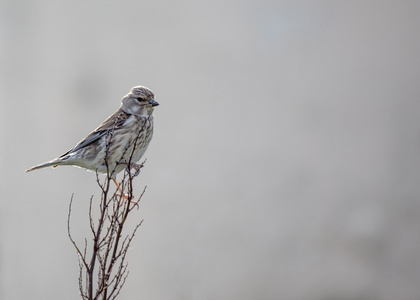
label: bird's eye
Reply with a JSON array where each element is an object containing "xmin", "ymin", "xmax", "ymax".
[{"xmin": 136, "ymin": 97, "xmax": 146, "ymax": 102}]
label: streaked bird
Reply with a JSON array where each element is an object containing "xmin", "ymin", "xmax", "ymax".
[{"xmin": 26, "ymin": 86, "xmax": 159, "ymax": 191}]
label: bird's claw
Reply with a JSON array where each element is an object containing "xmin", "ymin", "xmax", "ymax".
[{"xmin": 126, "ymin": 163, "xmax": 144, "ymax": 177}]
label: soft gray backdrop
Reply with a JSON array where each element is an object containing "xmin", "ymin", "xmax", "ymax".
[{"xmin": 1, "ymin": 1, "xmax": 420, "ymax": 300}]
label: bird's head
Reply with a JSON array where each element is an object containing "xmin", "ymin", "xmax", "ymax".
[{"xmin": 121, "ymin": 86, "xmax": 159, "ymax": 116}]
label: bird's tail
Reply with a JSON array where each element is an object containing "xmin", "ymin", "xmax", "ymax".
[{"xmin": 26, "ymin": 160, "xmax": 60, "ymax": 173}]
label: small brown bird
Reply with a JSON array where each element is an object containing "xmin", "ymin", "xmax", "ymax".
[{"xmin": 26, "ymin": 86, "xmax": 159, "ymax": 190}]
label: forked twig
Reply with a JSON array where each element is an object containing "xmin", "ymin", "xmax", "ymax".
[{"xmin": 67, "ymin": 117, "xmax": 151, "ymax": 300}]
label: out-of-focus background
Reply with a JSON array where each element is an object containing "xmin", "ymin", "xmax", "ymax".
[{"xmin": 1, "ymin": 1, "xmax": 420, "ymax": 299}]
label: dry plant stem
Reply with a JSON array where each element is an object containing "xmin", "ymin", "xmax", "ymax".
[{"xmin": 67, "ymin": 117, "xmax": 151, "ymax": 300}]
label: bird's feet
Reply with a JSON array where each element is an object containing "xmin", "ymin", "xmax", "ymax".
[{"xmin": 112, "ymin": 179, "xmax": 139, "ymax": 206}]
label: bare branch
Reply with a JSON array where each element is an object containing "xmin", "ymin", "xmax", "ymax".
[
  {"xmin": 68, "ymin": 194, "xmax": 89, "ymax": 270},
  {"xmin": 68, "ymin": 117, "xmax": 150, "ymax": 300}
]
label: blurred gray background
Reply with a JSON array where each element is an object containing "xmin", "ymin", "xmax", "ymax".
[{"xmin": 1, "ymin": 1, "xmax": 420, "ymax": 299}]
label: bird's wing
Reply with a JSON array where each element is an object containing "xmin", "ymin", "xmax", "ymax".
[{"xmin": 58, "ymin": 109, "xmax": 131, "ymax": 158}]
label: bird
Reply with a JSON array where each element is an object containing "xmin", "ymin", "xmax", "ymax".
[{"xmin": 26, "ymin": 85, "xmax": 159, "ymax": 193}]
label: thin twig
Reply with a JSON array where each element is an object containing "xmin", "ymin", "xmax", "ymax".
[{"xmin": 68, "ymin": 117, "xmax": 149, "ymax": 300}]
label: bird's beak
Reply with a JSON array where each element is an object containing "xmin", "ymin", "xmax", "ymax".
[{"xmin": 148, "ymin": 99, "xmax": 159, "ymax": 107}]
